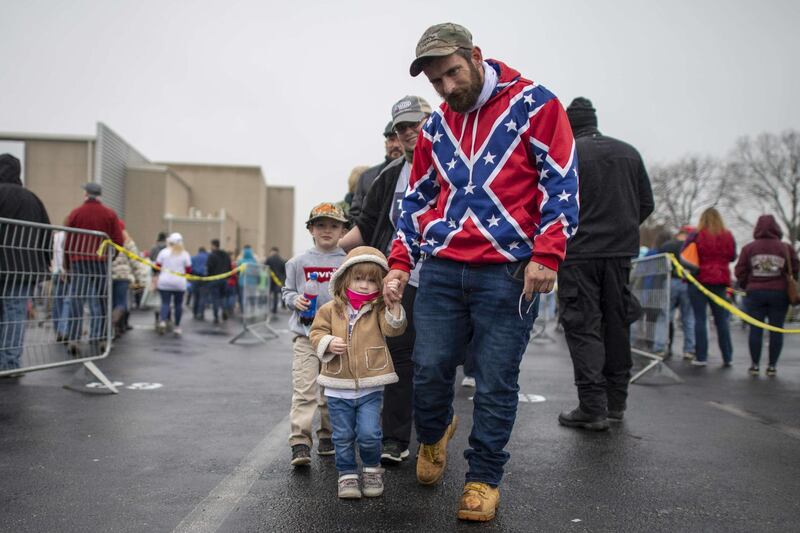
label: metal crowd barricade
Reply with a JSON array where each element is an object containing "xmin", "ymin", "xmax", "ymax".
[
  {"xmin": 229, "ymin": 262, "xmax": 279, "ymax": 344},
  {"xmin": 629, "ymin": 253, "xmax": 682, "ymax": 384},
  {"xmin": 0, "ymin": 217, "xmax": 118, "ymax": 392}
]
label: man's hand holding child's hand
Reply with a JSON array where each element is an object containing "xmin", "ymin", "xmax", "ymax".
[
  {"xmin": 386, "ymin": 279, "xmax": 402, "ymax": 316},
  {"xmin": 329, "ymin": 337, "xmax": 347, "ymax": 355}
]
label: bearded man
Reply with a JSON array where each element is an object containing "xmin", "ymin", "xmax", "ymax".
[{"xmin": 382, "ymin": 23, "xmax": 579, "ymax": 522}]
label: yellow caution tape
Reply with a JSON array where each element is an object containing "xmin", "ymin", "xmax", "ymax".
[
  {"xmin": 668, "ymin": 254, "xmax": 800, "ymax": 334},
  {"xmin": 269, "ymin": 269, "xmax": 283, "ymax": 288},
  {"xmin": 97, "ymin": 239, "xmax": 245, "ymax": 281}
]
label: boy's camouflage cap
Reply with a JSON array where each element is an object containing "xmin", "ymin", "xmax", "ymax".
[{"xmin": 306, "ymin": 202, "xmax": 348, "ymax": 226}]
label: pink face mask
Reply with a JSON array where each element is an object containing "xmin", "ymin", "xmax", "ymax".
[{"xmin": 346, "ymin": 289, "xmax": 379, "ymax": 310}]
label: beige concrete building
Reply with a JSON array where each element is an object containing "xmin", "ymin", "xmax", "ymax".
[{"xmin": 0, "ymin": 123, "xmax": 293, "ymax": 259}]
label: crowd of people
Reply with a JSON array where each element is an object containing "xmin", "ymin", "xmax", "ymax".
[
  {"xmin": 1, "ymin": 21, "xmax": 798, "ymax": 525},
  {"xmin": 0, "ymin": 157, "xmax": 289, "ymax": 368},
  {"xmin": 149, "ymin": 238, "xmax": 287, "ymax": 334}
]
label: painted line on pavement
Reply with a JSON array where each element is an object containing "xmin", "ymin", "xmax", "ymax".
[
  {"xmin": 707, "ymin": 401, "xmax": 800, "ymax": 441},
  {"xmin": 172, "ymin": 414, "xmax": 290, "ymax": 533}
]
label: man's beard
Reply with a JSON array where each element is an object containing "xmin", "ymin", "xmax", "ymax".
[{"xmin": 443, "ymin": 61, "xmax": 483, "ymax": 113}]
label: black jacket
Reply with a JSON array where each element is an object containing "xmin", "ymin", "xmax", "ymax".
[
  {"xmin": 355, "ymin": 157, "xmax": 405, "ymax": 253},
  {"xmin": 563, "ymin": 127, "xmax": 654, "ymax": 263},
  {"xmin": 206, "ymin": 249, "xmax": 232, "ymax": 277},
  {"xmin": 349, "ymin": 156, "xmax": 398, "ymax": 221},
  {"xmin": 0, "ymin": 164, "xmax": 52, "ymax": 284},
  {"xmin": 265, "ymin": 253, "xmax": 287, "ymax": 283}
]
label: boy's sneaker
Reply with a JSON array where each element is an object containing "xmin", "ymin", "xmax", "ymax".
[
  {"xmin": 683, "ymin": 351, "xmax": 695, "ymax": 361},
  {"xmin": 317, "ymin": 438, "xmax": 335, "ymax": 456},
  {"xmin": 338, "ymin": 474, "xmax": 362, "ymax": 499},
  {"xmin": 607, "ymin": 410, "xmax": 625, "ymax": 422},
  {"xmin": 722, "ymin": 361, "xmax": 733, "ymax": 368},
  {"xmin": 173, "ymin": 327, "xmax": 182, "ymax": 336},
  {"xmin": 766, "ymin": 366, "xmax": 777, "ymax": 377},
  {"xmin": 690, "ymin": 360, "xmax": 707, "ymax": 367},
  {"xmin": 748, "ymin": 366, "xmax": 760, "ymax": 376},
  {"xmin": 381, "ymin": 441, "xmax": 409, "ymax": 464},
  {"xmin": 461, "ymin": 376, "xmax": 476, "ymax": 388},
  {"xmin": 157, "ymin": 321, "xmax": 167, "ymax": 335},
  {"xmin": 362, "ymin": 467, "xmax": 384, "ymax": 497},
  {"xmin": 290, "ymin": 444, "xmax": 311, "ymax": 467},
  {"xmin": 417, "ymin": 416, "xmax": 458, "ymax": 485}
]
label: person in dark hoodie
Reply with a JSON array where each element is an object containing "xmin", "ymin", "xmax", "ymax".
[
  {"xmin": 0, "ymin": 154, "xmax": 51, "ymax": 372},
  {"xmin": 557, "ymin": 97, "xmax": 654, "ymax": 431},
  {"xmin": 735, "ymin": 215, "xmax": 799, "ymax": 376},
  {"xmin": 205, "ymin": 239, "xmax": 233, "ymax": 324}
]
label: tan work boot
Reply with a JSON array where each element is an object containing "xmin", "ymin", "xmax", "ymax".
[
  {"xmin": 416, "ymin": 415, "xmax": 458, "ymax": 485},
  {"xmin": 457, "ymin": 482, "xmax": 500, "ymax": 522}
]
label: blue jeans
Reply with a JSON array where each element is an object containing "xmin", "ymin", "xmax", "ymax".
[
  {"xmin": 653, "ymin": 278, "xmax": 695, "ymax": 353},
  {"xmin": 413, "ymin": 258, "xmax": 537, "ymax": 486},
  {"xmin": 56, "ymin": 276, "xmax": 81, "ymax": 340},
  {"xmin": 0, "ymin": 283, "xmax": 32, "ymax": 370},
  {"xmin": 159, "ymin": 290, "xmax": 184, "ymax": 326},
  {"xmin": 327, "ymin": 391, "xmax": 383, "ymax": 475},
  {"xmin": 191, "ymin": 281, "xmax": 206, "ymax": 318},
  {"xmin": 51, "ymin": 275, "xmax": 69, "ymax": 334},
  {"xmin": 745, "ymin": 290, "xmax": 789, "ymax": 367},
  {"xmin": 688, "ymin": 283, "xmax": 732, "ymax": 363},
  {"xmin": 207, "ymin": 279, "xmax": 226, "ymax": 320},
  {"xmin": 66, "ymin": 261, "xmax": 109, "ymax": 341},
  {"xmin": 112, "ymin": 279, "xmax": 130, "ymax": 312}
]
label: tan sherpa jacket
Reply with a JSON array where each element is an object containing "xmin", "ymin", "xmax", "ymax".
[{"xmin": 309, "ymin": 300, "xmax": 406, "ymax": 390}]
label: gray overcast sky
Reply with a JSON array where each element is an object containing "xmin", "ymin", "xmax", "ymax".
[{"xmin": 2, "ymin": 0, "xmax": 798, "ymax": 253}]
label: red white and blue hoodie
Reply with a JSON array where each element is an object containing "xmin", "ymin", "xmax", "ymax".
[{"xmin": 388, "ymin": 59, "xmax": 579, "ymax": 273}]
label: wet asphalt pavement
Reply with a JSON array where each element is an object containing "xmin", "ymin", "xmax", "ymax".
[{"xmin": 1, "ymin": 310, "xmax": 799, "ymax": 532}]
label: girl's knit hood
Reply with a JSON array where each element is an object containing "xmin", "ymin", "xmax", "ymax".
[{"xmin": 328, "ymin": 246, "xmax": 389, "ymax": 297}]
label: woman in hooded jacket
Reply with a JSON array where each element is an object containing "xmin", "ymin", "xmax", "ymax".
[
  {"xmin": 683, "ymin": 207, "xmax": 736, "ymax": 367},
  {"xmin": 735, "ymin": 215, "xmax": 799, "ymax": 376}
]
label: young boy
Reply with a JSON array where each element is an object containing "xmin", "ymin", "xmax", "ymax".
[{"xmin": 282, "ymin": 202, "xmax": 348, "ymax": 466}]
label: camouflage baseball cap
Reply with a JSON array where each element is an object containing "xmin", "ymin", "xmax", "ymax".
[
  {"xmin": 391, "ymin": 95, "xmax": 433, "ymax": 128},
  {"xmin": 409, "ymin": 22, "xmax": 474, "ymax": 77},
  {"xmin": 305, "ymin": 202, "xmax": 348, "ymax": 226}
]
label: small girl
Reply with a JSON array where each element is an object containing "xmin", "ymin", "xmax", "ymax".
[{"xmin": 310, "ymin": 246, "xmax": 406, "ymax": 499}]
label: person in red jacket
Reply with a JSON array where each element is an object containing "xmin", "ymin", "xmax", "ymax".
[
  {"xmin": 63, "ymin": 183, "xmax": 124, "ymax": 354},
  {"xmin": 735, "ymin": 215, "xmax": 799, "ymax": 376},
  {"xmin": 683, "ymin": 207, "xmax": 736, "ymax": 367}
]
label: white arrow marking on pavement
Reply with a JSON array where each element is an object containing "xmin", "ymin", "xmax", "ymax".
[
  {"xmin": 86, "ymin": 381, "xmax": 124, "ymax": 389},
  {"xmin": 126, "ymin": 382, "xmax": 163, "ymax": 390}
]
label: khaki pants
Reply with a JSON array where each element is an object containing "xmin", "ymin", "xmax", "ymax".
[{"xmin": 289, "ymin": 335, "xmax": 332, "ymax": 447}]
